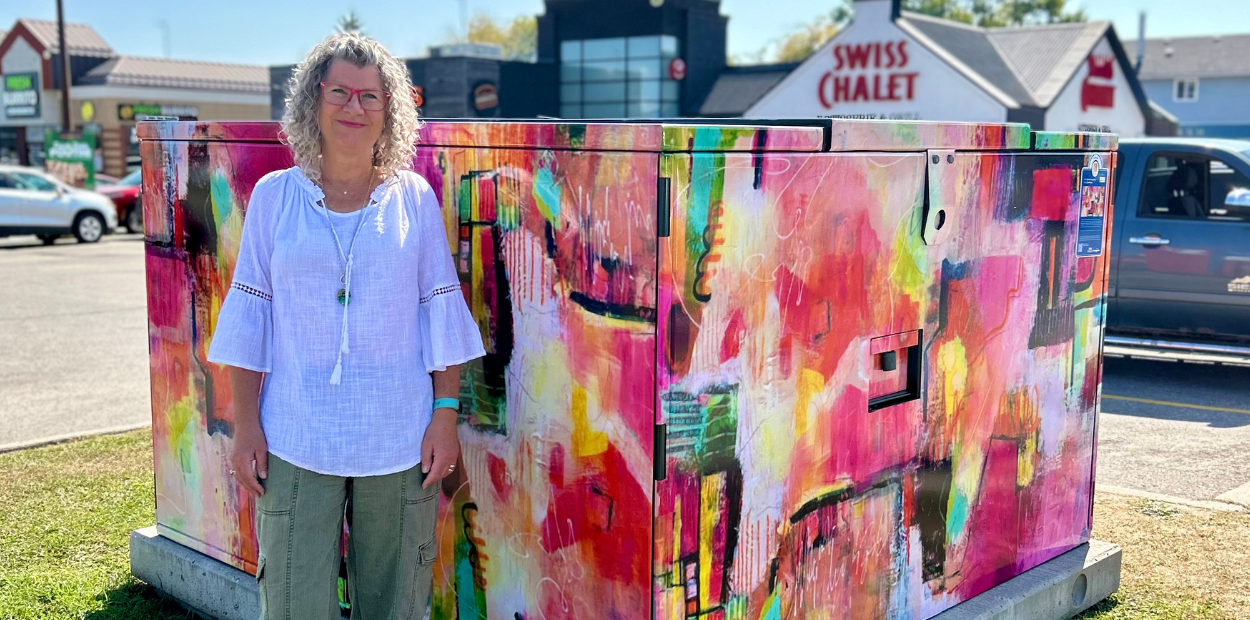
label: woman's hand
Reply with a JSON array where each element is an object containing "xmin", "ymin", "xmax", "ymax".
[
  {"xmin": 231, "ymin": 421, "xmax": 269, "ymax": 497},
  {"xmin": 421, "ymin": 408, "xmax": 461, "ymax": 488}
]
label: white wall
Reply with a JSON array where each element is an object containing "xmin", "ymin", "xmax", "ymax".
[
  {"xmin": 1, "ymin": 36, "xmax": 54, "ymax": 127},
  {"xmin": 1044, "ymin": 37, "xmax": 1146, "ymax": 137},
  {"xmin": 746, "ymin": 0, "xmax": 1006, "ymax": 122}
]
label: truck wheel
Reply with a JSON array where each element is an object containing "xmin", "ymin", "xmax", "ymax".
[
  {"xmin": 37, "ymin": 234, "xmax": 58, "ymax": 245},
  {"xmin": 125, "ymin": 206, "xmax": 143, "ymax": 234},
  {"xmin": 73, "ymin": 212, "xmax": 105, "ymax": 243}
]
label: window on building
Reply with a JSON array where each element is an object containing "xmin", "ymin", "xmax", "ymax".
[
  {"xmin": 1139, "ymin": 152, "xmax": 1250, "ymax": 221},
  {"xmin": 1173, "ymin": 77, "xmax": 1199, "ymax": 102},
  {"xmin": 560, "ymin": 35, "xmax": 681, "ymax": 119}
]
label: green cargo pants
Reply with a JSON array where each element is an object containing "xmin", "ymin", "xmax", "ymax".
[{"xmin": 255, "ymin": 454, "xmax": 440, "ymax": 620}]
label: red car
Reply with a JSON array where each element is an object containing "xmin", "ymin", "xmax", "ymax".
[{"xmin": 96, "ymin": 169, "xmax": 142, "ymax": 233}]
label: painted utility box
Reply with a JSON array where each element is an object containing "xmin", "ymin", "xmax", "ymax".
[{"xmin": 139, "ymin": 119, "xmax": 1117, "ymax": 619}]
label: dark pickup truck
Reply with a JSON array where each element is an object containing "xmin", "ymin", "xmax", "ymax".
[{"xmin": 1108, "ymin": 138, "xmax": 1250, "ymax": 358}]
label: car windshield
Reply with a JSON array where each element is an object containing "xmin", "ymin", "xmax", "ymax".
[
  {"xmin": 11, "ymin": 172, "xmax": 60, "ymax": 192},
  {"xmin": 119, "ymin": 170, "xmax": 142, "ymax": 186}
]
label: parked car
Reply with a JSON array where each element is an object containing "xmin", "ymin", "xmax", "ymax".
[
  {"xmin": 96, "ymin": 169, "xmax": 143, "ymax": 233},
  {"xmin": 0, "ymin": 165, "xmax": 118, "ymax": 243},
  {"xmin": 1109, "ymin": 138, "xmax": 1250, "ymax": 353}
]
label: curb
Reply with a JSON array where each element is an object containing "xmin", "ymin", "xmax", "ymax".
[
  {"xmin": 0, "ymin": 422, "xmax": 152, "ymax": 454},
  {"xmin": 1097, "ymin": 484, "xmax": 1245, "ymax": 512}
]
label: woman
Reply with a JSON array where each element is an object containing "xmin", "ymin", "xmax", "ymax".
[{"xmin": 207, "ymin": 32, "xmax": 484, "ymax": 618}]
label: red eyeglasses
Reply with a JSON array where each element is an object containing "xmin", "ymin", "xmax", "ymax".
[{"xmin": 320, "ymin": 82, "xmax": 390, "ymax": 111}]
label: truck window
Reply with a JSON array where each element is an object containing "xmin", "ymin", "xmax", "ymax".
[{"xmin": 1139, "ymin": 152, "xmax": 1250, "ymax": 222}]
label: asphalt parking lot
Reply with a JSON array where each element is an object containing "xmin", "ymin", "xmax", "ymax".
[{"xmin": 1, "ymin": 232, "xmax": 1247, "ymax": 506}]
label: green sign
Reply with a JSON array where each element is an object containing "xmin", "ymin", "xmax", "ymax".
[
  {"xmin": 3, "ymin": 72, "xmax": 39, "ymax": 119},
  {"xmin": 44, "ymin": 131, "xmax": 97, "ymax": 190}
]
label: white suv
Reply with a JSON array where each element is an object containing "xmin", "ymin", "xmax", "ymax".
[{"xmin": 0, "ymin": 165, "xmax": 118, "ymax": 244}]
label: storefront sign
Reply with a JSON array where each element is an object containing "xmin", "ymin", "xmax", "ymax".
[
  {"xmin": 44, "ymin": 131, "xmax": 97, "ymax": 190},
  {"xmin": 819, "ymin": 41, "xmax": 918, "ymax": 108},
  {"xmin": 669, "ymin": 58, "xmax": 687, "ymax": 81},
  {"xmin": 1080, "ymin": 55, "xmax": 1115, "ymax": 111},
  {"xmin": 471, "ymin": 81, "xmax": 499, "ymax": 117},
  {"xmin": 118, "ymin": 103, "xmax": 199, "ymax": 121},
  {"xmin": 3, "ymin": 73, "xmax": 39, "ymax": 118},
  {"xmin": 81, "ymin": 101, "xmax": 96, "ymax": 123}
]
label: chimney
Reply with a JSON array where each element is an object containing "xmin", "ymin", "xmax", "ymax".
[
  {"xmin": 1135, "ymin": 11, "xmax": 1146, "ymax": 75},
  {"xmin": 853, "ymin": 0, "xmax": 903, "ymax": 21}
]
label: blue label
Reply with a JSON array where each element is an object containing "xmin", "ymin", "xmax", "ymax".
[{"xmin": 1077, "ymin": 216, "xmax": 1104, "ymax": 257}]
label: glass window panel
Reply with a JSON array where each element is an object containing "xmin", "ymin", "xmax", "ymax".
[
  {"xmin": 561, "ymin": 64, "xmax": 581, "ymax": 83},
  {"xmin": 661, "ymin": 80, "xmax": 680, "ymax": 102},
  {"xmin": 560, "ymin": 104, "xmax": 581, "ymax": 119},
  {"xmin": 627, "ymin": 58, "xmax": 661, "ymax": 80},
  {"xmin": 661, "ymin": 102, "xmax": 680, "ymax": 118},
  {"xmin": 661, "ymin": 35, "xmax": 679, "ymax": 58},
  {"xmin": 561, "ymin": 40, "xmax": 581, "ymax": 64},
  {"xmin": 584, "ymin": 81, "xmax": 626, "ymax": 103},
  {"xmin": 560, "ymin": 83, "xmax": 582, "ymax": 103},
  {"xmin": 583, "ymin": 38, "xmax": 626, "ymax": 61},
  {"xmin": 628, "ymin": 80, "xmax": 661, "ymax": 101},
  {"xmin": 627, "ymin": 101, "xmax": 661, "ymax": 118},
  {"xmin": 583, "ymin": 59, "xmax": 626, "ymax": 82},
  {"xmin": 583, "ymin": 102, "xmax": 626, "ymax": 118},
  {"xmin": 628, "ymin": 36, "xmax": 661, "ymax": 58}
]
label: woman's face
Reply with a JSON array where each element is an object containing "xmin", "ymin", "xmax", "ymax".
[{"xmin": 319, "ymin": 60, "xmax": 387, "ymax": 158}]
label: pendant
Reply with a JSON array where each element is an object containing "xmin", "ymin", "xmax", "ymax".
[{"xmin": 337, "ymin": 288, "xmax": 351, "ymax": 305}]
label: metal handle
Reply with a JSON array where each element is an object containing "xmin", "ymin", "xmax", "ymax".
[{"xmin": 1129, "ymin": 236, "xmax": 1170, "ymax": 246}]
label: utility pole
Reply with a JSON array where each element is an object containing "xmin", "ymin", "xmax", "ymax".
[{"xmin": 56, "ymin": 0, "xmax": 72, "ymax": 132}]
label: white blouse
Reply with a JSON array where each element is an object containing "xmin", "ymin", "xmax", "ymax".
[{"xmin": 206, "ymin": 166, "xmax": 485, "ymax": 477}]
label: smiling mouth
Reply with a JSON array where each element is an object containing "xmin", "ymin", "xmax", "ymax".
[{"xmin": 337, "ymin": 120, "xmax": 365, "ymax": 128}]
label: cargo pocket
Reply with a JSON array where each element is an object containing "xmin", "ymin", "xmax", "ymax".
[
  {"xmin": 254, "ymin": 556, "xmax": 266, "ymax": 582},
  {"xmin": 402, "ymin": 471, "xmax": 439, "ymax": 620},
  {"xmin": 255, "ymin": 509, "xmax": 291, "ymax": 616}
]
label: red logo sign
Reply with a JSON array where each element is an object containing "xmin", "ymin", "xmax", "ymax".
[
  {"xmin": 1080, "ymin": 55, "xmax": 1115, "ymax": 111},
  {"xmin": 818, "ymin": 41, "xmax": 918, "ymax": 108},
  {"xmin": 669, "ymin": 58, "xmax": 687, "ymax": 81}
]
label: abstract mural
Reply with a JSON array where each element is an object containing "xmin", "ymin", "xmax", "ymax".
[{"xmin": 141, "ymin": 119, "xmax": 1114, "ymax": 619}]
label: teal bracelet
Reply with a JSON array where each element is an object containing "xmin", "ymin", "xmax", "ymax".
[{"xmin": 433, "ymin": 398, "xmax": 460, "ymax": 412}]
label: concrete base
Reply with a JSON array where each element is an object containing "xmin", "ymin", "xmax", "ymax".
[
  {"xmin": 933, "ymin": 540, "xmax": 1122, "ymax": 620},
  {"xmin": 130, "ymin": 527, "xmax": 259, "ymax": 619},
  {"xmin": 131, "ymin": 527, "xmax": 1120, "ymax": 620}
]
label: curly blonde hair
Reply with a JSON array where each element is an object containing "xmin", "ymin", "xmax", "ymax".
[{"xmin": 281, "ymin": 33, "xmax": 420, "ymax": 182}]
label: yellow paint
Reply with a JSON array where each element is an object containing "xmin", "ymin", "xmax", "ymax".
[
  {"xmin": 794, "ymin": 368, "xmax": 824, "ymax": 437},
  {"xmin": 672, "ymin": 495, "xmax": 682, "ymax": 583},
  {"xmin": 166, "ymin": 394, "xmax": 199, "ymax": 475},
  {"xmin": 698, "ymin": 472, "xmax": 726, "ymax": 611},
  {"xmin": 1018, "ymin": 433, "xmax": 1037, "ymax": 486},
  {"xmin": 1103, "ymin": 394, "xmax": 1250, "ymax": 416},
  {"xmin": 937, "ymin": 337, "xmax": 968, "ymax": 422},
  {"xmin": 889, "ymin": 216, "xmax": 926, "ymax": 300},
  {"xmin": 571, "ymin": 385, "xmax": 607, "ymax": 456}
]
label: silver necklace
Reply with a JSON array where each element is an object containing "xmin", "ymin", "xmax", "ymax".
[{"xmin": 320, "ymin": 171, "xmax": 374, "ymax": 305}]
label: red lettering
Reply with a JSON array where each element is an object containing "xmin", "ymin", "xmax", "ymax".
[
  {"xmin": 847, "ymin": 44, "xmax": 872, "ymax": 70},
  {"xmin": 852, "ymin": 75, "xmax": 870, "ymax": 101},
  {"xmin": 897, "ymin": 41, "xmax": 909, "ymax": 68},
  {"xmin": 884, "ymin": 42, "xmax": 896, "ymax": 69},
  {"xmin": 833, "ymin": 45, "xmax": 845, "ymax": 71},
  {"xmin": 873, "ymin": 74, "xmax": 887, "ymax": 100},
  {"xmin": 874, "ymin": 42, "xmax": 881, "ymax": 68},
  {"xmin": 834, "ymin": 76, "xmax": 850, "ymax": 102},
  {"xmin": 819, "ymin": 72, "xmax": 832, "ymax": 108},
  {"xmin": 903, "ymin": 72, "xmax": 917, "ymax": 99},
  {"xmin": 887, "ymin": 74, "xmax": 900, "ymax": 100}
]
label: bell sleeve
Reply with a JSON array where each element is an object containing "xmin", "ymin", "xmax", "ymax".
[
  {"xmin": 412, "ymin": 174, "xmax": 486, "ymax": 373},
  {"xmin": 206, "ymin": 173, "xmax": 279, "ymax": 373}
]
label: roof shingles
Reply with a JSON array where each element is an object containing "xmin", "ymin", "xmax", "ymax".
[
  {"xmin": 17, "ymin": 19, "xmax": 112, "ymax": 57},
  {"xmin": 1135, "ymin": 34, "xmax": 1250, "ymax": 80},
  {"xmin": 79, "ymin": 56, "xmax": 269, "ymax": 93}
]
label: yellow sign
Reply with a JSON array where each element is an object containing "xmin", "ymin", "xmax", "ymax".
[
  {"xmin": 119, "ymin": 104, "xmax": 134, "ymax": 121},
  {"xmin": 80, "ymin": 100, "xmax": 95, "ymax": 123}
]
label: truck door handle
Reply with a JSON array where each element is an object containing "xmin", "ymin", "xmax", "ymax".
[{"xmin": 1129, "ymin": 236, "xmax": 1170, "ymax": 246}]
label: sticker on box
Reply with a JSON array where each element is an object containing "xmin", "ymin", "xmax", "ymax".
[{"xmin": 1077, "ymin": 154, "xmax": 1108, "ymax": 257}]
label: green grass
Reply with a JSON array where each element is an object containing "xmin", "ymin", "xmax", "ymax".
[
  {"xmin": 0, "ymin": 429, "xmax": 193, "ymax": 620},
  {"xmin": 1, "ymin": 429, "xmax": 1245, "ymax": 619}
]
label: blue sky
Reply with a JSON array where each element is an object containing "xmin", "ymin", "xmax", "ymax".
[{"xmin": 4, "ymin": 1, "xmax": 1249, "ymax": 67}]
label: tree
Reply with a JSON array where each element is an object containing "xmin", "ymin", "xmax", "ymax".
[
  {"xmin": 336, "ymin": 10, "xmax": 365, "ymax": 36},
  {"xmin": 736, "ymin": 4, "xmax": 851, "ymax": 65},
  {"xmin": 455, "ymin": 14, "xmax": 537, "ymax": 62},
  {"xmin": 902, "ymin": 0, "xmax": 1086, "ymax": 27}
]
